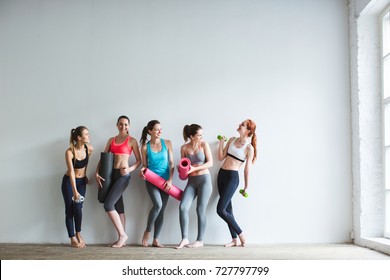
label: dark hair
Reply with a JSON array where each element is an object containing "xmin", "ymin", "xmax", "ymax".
[
  {"xmin": 183, "ymin": 124, "xmax": 202, "ymax": 142},
  {"xmin": 140, "ymin": 120, "xmax": 160, "ymax": 146},
  {"xmin": 69, "ymin": 126, "xmax": 88, "ymax": 163},
  {"xmin": 117, "ymin": 115, "xmax": 130, "ymax": 124},
  {"xmin": 245, "ymin": 119, "xmax": 257, "ymax": 163}
]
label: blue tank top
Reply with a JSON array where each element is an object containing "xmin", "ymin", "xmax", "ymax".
[{"xmin": 147, "ymin": 139, "xmax": 170, "ymax": 180}]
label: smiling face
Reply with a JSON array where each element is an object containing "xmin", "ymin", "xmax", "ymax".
[
  {"xmin": 190, "ymin": 129, "xmax": 203, "ymax": 143},
  {"xmin": 237, "ymin": 120, "xmax": 249, "ymax": 135},
  {"xmin": 78, "ymin": 129, "xmax": 90, "ymax": 144},
  {"xmin": 149, "ymin": 123, "xmax": 163, "ymax": 138},
  {"xmin": 117, "ymin": 117, "xmax": 130, "ymax": 134}
]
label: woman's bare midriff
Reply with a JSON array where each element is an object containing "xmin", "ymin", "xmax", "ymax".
[
  {"xmin": 188, "ymin": 164, "xmax": 210, "ymax": 177},
  {"xmin": 113, "ymin": 154, "xmax": 130, "ymax": 169},
  {"xmin": 221, "ymin": 156, "xmax": 243, "ymax": 171},
  {"xmin": 66, "ymin": 168, "xmax": 86, "ymax": 178}
]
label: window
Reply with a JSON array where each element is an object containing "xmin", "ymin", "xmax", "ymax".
[{"xmin": 382, "ymin": 7, "xmax": 390, "ymax": 238}]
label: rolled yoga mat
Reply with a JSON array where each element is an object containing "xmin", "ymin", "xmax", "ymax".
[
  {"xmin": 178, "ymin": 157, "xmax": 191, "ymax": 180},
  {"xmin": 143, "ymin": 168, "xmax": 183, "ymax": 201},
  {"xmin": 97, "ymin": 152, "xmax": 114, "ymax": 203}
]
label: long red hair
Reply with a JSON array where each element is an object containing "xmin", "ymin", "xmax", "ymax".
[{"xmin": 245, "ymin": 119, "xmax": 257, "ymax": 163}]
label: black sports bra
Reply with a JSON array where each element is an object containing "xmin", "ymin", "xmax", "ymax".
[{"xmin": 73, "ymin": 145, "xmax": 89, "ymax": 169}]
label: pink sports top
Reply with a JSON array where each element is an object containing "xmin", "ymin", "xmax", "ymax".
[{"xmin": 110, "ymin": 136, "xmax": 133, "ymax": 155}]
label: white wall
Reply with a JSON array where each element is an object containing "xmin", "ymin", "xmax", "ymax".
[{"xmin": 0, "ymin": 0, "xmax": 351, "ymax": 245}]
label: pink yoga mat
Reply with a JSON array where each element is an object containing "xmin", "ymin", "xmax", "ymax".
[
  {"xmin": 178, "ymin": 158, "xmax": 191, "ymax": 180},
  {"xmin": 143, "ymin": 168, "xmax": 183, "ymax": 201}
]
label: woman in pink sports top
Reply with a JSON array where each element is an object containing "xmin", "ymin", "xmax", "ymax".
[{"xmin": 95, "ymin": 115, "xmax": 141, "ymax": 248}]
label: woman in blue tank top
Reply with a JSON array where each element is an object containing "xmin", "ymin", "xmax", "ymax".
[{"xmin": 139, "ymin": 120, "xmax": 175, "ymax": 247}]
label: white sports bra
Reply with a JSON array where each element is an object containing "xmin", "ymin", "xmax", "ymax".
[{"xmin": 227, "ymin": 138, "xmax": 249, "ymax": 162}]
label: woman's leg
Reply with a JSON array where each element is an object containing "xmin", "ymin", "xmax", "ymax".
[
  {"xmin": 193, "ymin": 175, "xmax": 212, "ymax": 246},
  {"xmin": 61, "ymin": 175, "xmax": 82, "ymax": 248},
  {"xmin": 143, "ymin": 182, "xmax": 163, "ymax": 247},
  {"xmin": 152, "ymin": 190, "xmax": 169, "ymax": 247},
  {"xmin": 74, "ymin": 177, "xmax": 87, "ymax": 247},
  {"xmin": 104, "ymin": 170, "xmax": 130, "ymax": 248},
  {"xmin": 216, "ymin": 169, "xmax": 242, "ymax": 243},
  {"xmin": 176, "ymin": 182, "xmax": 196, "ymax": 249}
]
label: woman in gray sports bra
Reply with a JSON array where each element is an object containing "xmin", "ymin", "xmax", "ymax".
[{"xmin": 176, "ymin": 124, "xmax": 213, "ymax": 249}]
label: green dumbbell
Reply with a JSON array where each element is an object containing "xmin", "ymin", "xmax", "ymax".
[{"xmin": 239, "ymin": 189, "xmax": 248, "ymax": 198}]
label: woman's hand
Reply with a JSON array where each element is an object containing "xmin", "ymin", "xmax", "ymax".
[
  {"xmin": 95, "ymin": 173, "xmax": 105, "ymax": 188},
  {"xmin": 163, "ymin": 179, "xmax": 173, "ymax": 191},
  {"xmin": 139, "ymin": 167, "xmax": 146, "ymax": 180},
  {"xmin": 73, "ymin": 191, "xmax": 81, "ymax": 202},
  {"xmin": 120, "ymin": 167, "xmax": 128, "ymax": 176}
]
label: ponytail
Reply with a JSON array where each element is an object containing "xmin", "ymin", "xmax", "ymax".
[
  {"xmin": 69, "ymin": 128, "xmax": 77, "ymax": 158},
  {"xmin": 140, "ymin": 126, "xmax": 149, "ymax": 146},
  {"xmin": 246, "ymin": 119, "xmax": 257, "ymax": 164},
  {"xmin": 182, "ymin": 125, "xmax": 190, "ymax": 141},
  {"xmin": 139, "ymin": 120, "xmax": 160, "ymax": 146},
  {"xmin": 183, "ymin": 124, "xmax": 202, "ymax": 142},
  {"xmin": 251, "ymin": 131, "xmax": 257, "ymax": 164}
]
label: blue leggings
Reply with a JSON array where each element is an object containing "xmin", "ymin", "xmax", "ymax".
[
  {"xmin": 145, "ymin": 181, "xmax": 169, "ymax": 238},
  {"xmin": 216, "ymin": 168, "xmax": 242, "ymax": 239},
  {"xmin": 104, "ymin": 169, "xmax": 130, "ymax": 213},
  {"xmin": 179, "ymin": 174, "xmax": 212, "ymax": 241},
  {"xmin": 61, "ymin": 175, "xmax": 87, "ymax": 238}
]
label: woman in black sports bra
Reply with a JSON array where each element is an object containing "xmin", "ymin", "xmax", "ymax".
[{"xmin": 61, "ymin": 126, "xmax": 93, "ymax": 248}]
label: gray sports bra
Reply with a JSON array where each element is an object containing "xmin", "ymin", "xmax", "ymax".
[{"xmin": 186, "ymin": 151, "xmax": 206, "ymax": 165}]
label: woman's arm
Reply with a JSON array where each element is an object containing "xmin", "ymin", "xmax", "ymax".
[
  {"xmin": 165, "ymin": 139, "xmax": 175, "ymax": 188},
  {"xmin": 65, "ymin": 149, "xmax": 79, "ymax": 200},
  {"xmin": 139, "ymin": 144, "xmax": 148, "ymax": 179},
  {"xmin": 243, "ymin": 144, "xmax": 254, "ymax": 191},
  {"xmin": 218, "ymin": 137, "xmax": 233, "ymax": 161},
  {"xmin": 95, "ymin": 138, "xmax": 112, "ymax": 187},
  {"xmin": 128, "ymin": 138, "xmax": 141, "ymax": 173}
]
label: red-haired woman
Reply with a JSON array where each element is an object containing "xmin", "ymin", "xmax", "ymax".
[
  {"xmin": 216, "ymin": 119, "xmax": 257, "ymax": 247},
  {"xmin": 62, "ymin": 126, "xmax": 93, "ymax": 248}
]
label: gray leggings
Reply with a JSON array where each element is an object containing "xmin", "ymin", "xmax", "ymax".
[
  {"xmin": 179, "ymin": 174, "xmax": 212, "ymax": 241},
  {"xmin": 145, "ymin": 181, "xmax": 169, "ymax": 238},
  {"xmin": 104, "ymin": 169, "xmax": 130, "ymax": 213}
]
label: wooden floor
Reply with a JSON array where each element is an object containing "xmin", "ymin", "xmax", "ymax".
[{"xmin": 1, "ymin": 243, "xmax": 390, "ymax": 260}]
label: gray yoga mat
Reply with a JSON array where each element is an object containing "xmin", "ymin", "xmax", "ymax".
[{"xmin": 97, "ymin": 152, "xmax": 114, "ymax": 203}]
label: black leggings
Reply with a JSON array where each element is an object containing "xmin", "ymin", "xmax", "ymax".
[
  {"xmin": 61, "ymin": 175, "xmax": 86, "ymax": 238},
  {"xmin": 103, "ymin": 169, "xmax": 130, "ymax": 214},
  {"xmin": 216, "ymin": 168, "xmax": 242, "ymax": 239}
]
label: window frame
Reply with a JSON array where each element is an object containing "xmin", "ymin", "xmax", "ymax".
[{"xmin": 381, "ymin": 5, "xmax": 390, "ymax": 239}]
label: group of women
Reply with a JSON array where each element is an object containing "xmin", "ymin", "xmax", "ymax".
[{"xmin": 61, "ymin": 116, "xmax": 257, "ymax": 249}]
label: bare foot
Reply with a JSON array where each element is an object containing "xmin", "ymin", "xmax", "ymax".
[
  {"xmin": 187, "ymin": 240, "xmax": 204, "ymax": 248},
  {"xmin": 70, "ymin": 237, "xmax": 83, "ymax": 248},
  {"xmin": 224, "ymin": 238, "xmax": 240, "ymax": 247},
  {"xmin": 112, "ymin": 234, "xmax": 128, "ymax": 248},
  {"xmin": 175, "ymin": 239, "xmax": 189, "ymax": 249},
  {"xmin": 152, "ymin": 238, "xmax": 164, "ymax": 248},
  {"xmin": 109, "ymin": 241, "xmax": 127, "ymax": 247},
  {"xmin": 238, "ymin": 233, "xmax": 246, "ymax": 247},
  {"xmin": 76, "ymin": 233, "xmax": 86, "ymax": 248},
  {"xmin": 142, "ymin": 231, "xmax": 150, "ymax": 247}
]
